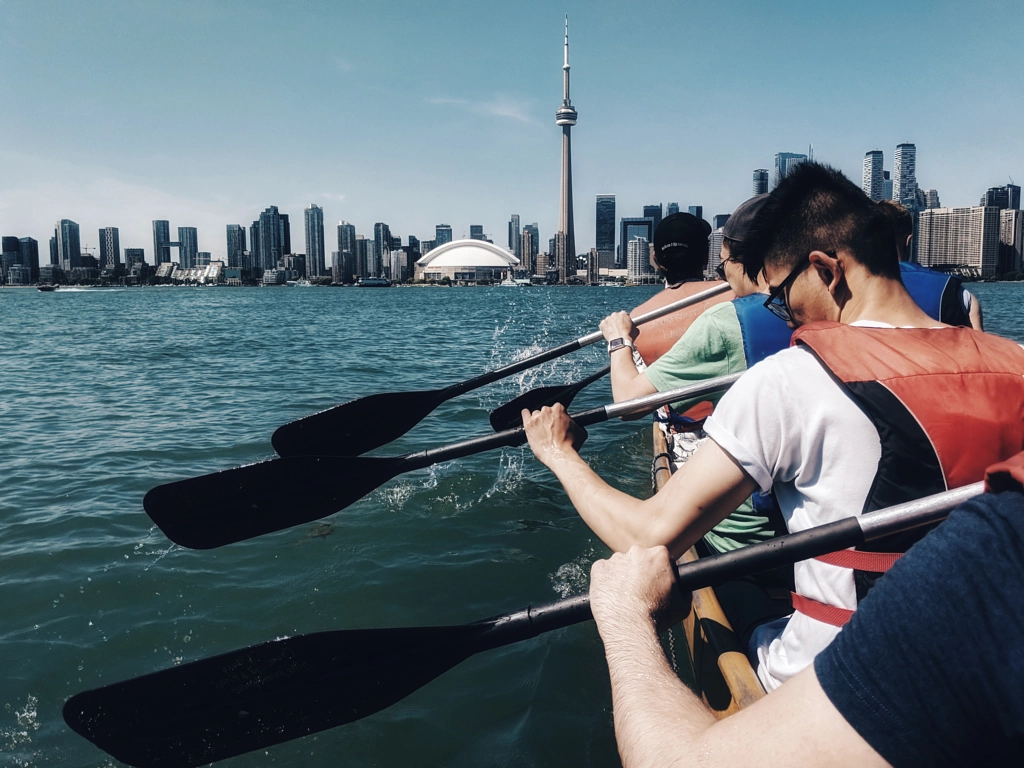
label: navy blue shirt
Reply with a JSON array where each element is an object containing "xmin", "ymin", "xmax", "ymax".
[{"xmin": 815, "ymin": 492, "xmax": 1024, "ymax": 766}]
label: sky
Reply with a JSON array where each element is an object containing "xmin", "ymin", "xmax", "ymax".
[{"xmin": 2, "ymin": 0, "xmax": 1023, "ymax": 261}]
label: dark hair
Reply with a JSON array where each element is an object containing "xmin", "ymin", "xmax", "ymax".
[
  {"xmin": 655, "ymin": 247, "xmax": 707, "ymax": 282},
  {"xmin": 876, "ymin": 199, "xmax": 913, "ymax": 261},
  {"xmin": 741, "ymin": 162, "xmax": 901, "ymax": 282}
]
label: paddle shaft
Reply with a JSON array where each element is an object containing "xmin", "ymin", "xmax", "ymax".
[
  {"xmin": 440, "ymin": 282, "xmax": 731, "ymax": 398},
  {"xmin": 399, "ymin": 371, "xmax": 743, "ymax": 472},
  {"xmin": 474, "ymin": 481, "xmax": 986, "ymax": 646}
]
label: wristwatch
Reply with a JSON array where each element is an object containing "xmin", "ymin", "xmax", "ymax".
[{"xmin": 607, "ymin": 337, "xmax": 635, "ymax": 354}]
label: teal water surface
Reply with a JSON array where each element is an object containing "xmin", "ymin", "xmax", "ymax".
[{"xmin": 1, "ymin": 282, "xmax": 1022, "ymax": 767}]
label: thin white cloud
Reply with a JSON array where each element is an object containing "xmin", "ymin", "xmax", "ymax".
[{"xmin": 428, "ymin": 95, "xmax": 537, "ymax": 125}]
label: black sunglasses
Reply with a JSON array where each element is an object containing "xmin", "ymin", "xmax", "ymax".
[
  {"xmin": 762, "ymin": 251, "xmax": 835, "ymax": 322},
  {"xmin": 715, "ymin": 258, "xmax": 728, "ymax": 280}
]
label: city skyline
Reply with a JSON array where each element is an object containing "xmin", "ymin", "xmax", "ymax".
[{"xmin": 2, "ymin": 1, "xmax": 1023, "ymax": 261}]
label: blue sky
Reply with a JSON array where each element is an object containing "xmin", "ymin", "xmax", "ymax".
[{"xmin": 1, "ymin": 0, "xmax": 1022, "ymax": 260}]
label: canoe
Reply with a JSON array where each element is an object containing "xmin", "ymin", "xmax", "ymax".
[{"xmin": 652, "ymin": 424, "xmax": 766, "ymax": 716}]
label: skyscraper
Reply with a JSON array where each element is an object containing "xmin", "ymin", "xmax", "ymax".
[
  {"xmin": 666, "ymin": 203, "xmax": 680, "ymax": 216},
  {"xmin": 753, "ymin": 169, "xmax": 769, "ymax": 195},
  {"xmin": 520, "ymin": 228, "xmax": 536, "ymax": 274},
  {"xmin": 925, "ymin": 190, "xmax": 941, "ymax": 209},
  {"xmin": 508, "ymin": 214, "xmax": 521, "ymax": 258},
  {"xmin": 882, "ymin": 171, "xmax": 893, "ymax": 201},
  {"xmin": 19, "ymin": 237, "xmax": 39, "ymax": 282},
  {"xmin": 595, "ymin": 195, "xmax": 615, "ymax": 269},
  {"xmin": 304, "ymin": 204, "xmax": 325, "ymax": 278},
  {"xmin": 999, "ymin": 209, "xmax": 1023, "ymax": 274},
  {"xmin": 55, "ymin": 219, "xmax": 81, "ymax": 272},
  {"xmin": 124, "ymin": 248, "xmax": 145, "ymax": 272},
  {"xmin": 177, "ymin": 227, "xmax": 198, "ymax": 269},
  {"xmin": 626, "ymin": 236, "xmax": 650, "ymax": 282},
  {"xmin": 981, "ymin": 185, "xmax": 1020, "ymax": 209},
  {"xmin": 893, "ymin": 143, "xmax": 919, "ymax": 208},
  {"xmin": 257, "ymin": 206, "xmax": 287, "ymax": 271},
  {"xmin": 470, "ymin": 225, "xmax": 485, "ymax": 241},
  {"xmin": 554, "ymin": 15, "xmax": 578, "ymax": 282},
  {"xmin": 620, "ymin": 217, "xmax": 654, "ymax": 273},
  {"xmin": 862, "ymin": 150, "xmax": 884, "ymax": 201},
  {"xmin": 226, "ymin": 225, "xmax": 246, "ymax": 269},
  {"xmin": 523, "ymin": 223, "xmax": 540, "ymax": 272},
  {"xmin": 688, "ymin": 206, "xmax": 703, "ymax": 222},
  {"xmin": 774, "ymin": 153, "xmax": 807, "ymax": 187},
  {"xmin": 373, "ymin": 222, "xmax": 391, "ymax": 278},
  {"xmin": 337, "ymin": 221, "xmax": 356, "ymax": 261},
  {"xmin": 713, "ymin": 214, "xmax": 731, "ymax": 230},
  {"xmin": 918, "ymin": 205, "xmax": 1000, "ymax": 277},
  {"xmin": 435, "ymin": 224, "xmax": 453, "ymax": 246},
  {"xmin": 643, "ymin": 204, "xmax": 663, "ymax": 234},
  {"xmin": 152, "ymin": 220, "xmax": 171, "ymax": 265},
  {"xmin": 99, "ymin": 226, "xmax": 120, "ymax": 270},
  {"xmin": 355, "ymin": 236, "xmax": 369, "ymax": 278}
]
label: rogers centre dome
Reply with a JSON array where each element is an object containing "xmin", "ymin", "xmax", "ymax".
[{"xmin": 415, "ymin": 239, "xmax": 520, "ymax": 284}]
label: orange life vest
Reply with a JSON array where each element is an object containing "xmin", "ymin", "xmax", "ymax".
[
  {"xmin": 631, "ymin": 280, "xmax": 733, "ymax": 364},
  {"xmin": 789, "ymin": 322, "xmax": 1024, "ymax": 626}
]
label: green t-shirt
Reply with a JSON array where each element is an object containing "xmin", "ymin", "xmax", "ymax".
[{"xmin": 646, "ymin": 301, "xmax": 782, "ymax": 553}]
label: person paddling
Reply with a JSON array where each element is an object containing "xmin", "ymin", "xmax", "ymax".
[
  {"xmin": 522, "ymin": 161, "xmax": 1024, "ymax": 691},
  {"xmin": 627, "ymin": 212, "xmax": 733, "ymax": 365}
]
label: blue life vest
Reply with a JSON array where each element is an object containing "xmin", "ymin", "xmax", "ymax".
[
  {"xmin": 899, "ymin": 261, "xmax": 971, "ymax": 327},
  {"xmin": 733, "ymin": 293, "xmax": 793, "ymax": 366}
]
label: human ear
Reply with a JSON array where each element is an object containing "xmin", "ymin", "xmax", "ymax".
[{"xmin": 809, "ymin": 250, "xmax": 842, "ymax": 295}]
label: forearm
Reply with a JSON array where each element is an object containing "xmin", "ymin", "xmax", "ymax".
[
  {"xmin": 609, "ymin": 348, "xmax": 656, "ymax": 404},
  {"xmin": 601, "ymin": 613, "xmax": 715, "ymax": 768},
  {"xmin": 969, "ymin": 297, "xmax": 983, "ymax": 331}
]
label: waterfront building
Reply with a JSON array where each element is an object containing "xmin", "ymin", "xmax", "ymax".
[
  {"xmin": 687, "ymin": 205, "xmax": 703, "ymax": 222},
  {"xmin": 49, "ymin": 236, "xmax": 57, "ymax": 266},
  {"xmin": 337, "ymin": 221, "xmax": 356, "ymax": 269},
  {"xmin": 882, "ymin": 171, "xmax": 893, "ymax": 201},
  {"xmin": 520, "ymin": 228, "xmax": 536, "ymax": 274},
  {"xmin": 713, "ymin": 214, "xmax": 731, "ymax": 230},
  {"xmin": 373, "ymin": 222, "xmax": 391, "ymax": 279},
  {"xmin": 255, "ymin": 206, "xmax": 289, "ymax": 272},
  {"xmin": 152, "ymin": 220, "xmax": 171, "ymax": 265},
  {"xmin": 626, "ymin": 236, "xmax": 651, "ymax": 282},
  {"xmin": 666, "ymin": 203, "xmax": 680, "ymax": 216},
  {"xmin": 774, "ymin": 152, "xmax": 807, "ymax": 187},
  {"xmin": 753, "ymin": 169, "xmax": 769, "ymax": 195},
  {"xmin": 177, "ymin": 227, "xmax": 199, "ymax": 269},
  {"xmin": 415, "ymin": 239, "xmax": 519, "ymax": 284},
  {"xmin": 925, "ymin": 189, "xmax": 941, "ymax": 209},
  {"xmin": 595, "ymin": 195, "xmax": 615, "ymax": 269},
  {"xmin": 893, "ymin": 143, "xmax": 919, "ymax": 208},
  {"xmin": 981, "ymin": 185, "xmax": 1021, "ymax": 210},
  {"xmin": 469, "ymin": 225, "xmax": 484, "ymax": 241},
  {"xmin": 1, "ymin": 237, "xmax": 18, "ymax": 283},
  {"xmin": 355, "ymin": 236, "xmax": 369, "ymax": 278},
  {"xmin": 18, "ymin": 237, "xmax": 39, "ymax": 282},
  {"xmin": 226, "ymin": 225, "xmax": 246, "ymax": 269},
  {"xmin": 523, "ymin": 224, "xmax": 540, "ymax": 271},
  {"xmin": 435, "ymin": 224, "xmax": 453, "ymax": 246},
  {"xmin": 705, "ymin": 228, "xmax": 725, "ymax": 280},
  {"xmin": 917, "ymin": 206, "xmax": 1000, "ymax": 278},
  {"xmin": 1000, "ymin": 209, "xmax": 1023, "ymax": 274},
  {"xmin": 54, "ymin": 219, "xmax": 81, "ymax": 272},
  {"xmin": 862, "ymin": 150, "xmax": 884, "ymax": 201},
  {"xmin": 197, "ymin": 251, "xmax": 211, "ymax": 267},
  {"xmin": 644, "ymin": 204, "xmax": 663, "ymax": 233},
  {"xmin": 99, "ymin": 227, "xmax": 120, "ymax": 270},
  {"xmin": 420, "ymin": 239, "xmax": 436, "ymax": 255},
  {"xmin": 508, "ymin": 214, "xmax": 521, "ymax": 259},
  {"xmin": 620, "ymin": 217, "xmax": 654, "ymax": 271},
  {"xmin": 304, "ymin": 204, "xmax": 325, "ymax": 278},
  {"xmin": 554, "ymin": 15, "xmax": 578, "ymax": 284},
  {"xmin": 125, "ymin": 248, "xmax": 145, "ymax": 270}
]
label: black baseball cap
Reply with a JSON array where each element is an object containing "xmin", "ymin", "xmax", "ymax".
[
  {"xmin": 653, "ymin": 213, "xmax": 712, "ymax": 263},
  {"xmin": 721, "ymin": 194, "xmax": 768, "ymax": 243}
]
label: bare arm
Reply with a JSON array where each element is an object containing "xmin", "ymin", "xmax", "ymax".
[
  {"xmin": 521, "ymin": 405, "xmax": 756, "ymax": 557},
  {"xmin": 600, "ymin": 311, "xmax": 658, "ymax": 403},
  {"xmin": 590, "ymin": 546, "xmax": 890, "ymax": 768},
  {"xmin": 968, "ymin": 291, "xmax": 983, "ymax": 331}
]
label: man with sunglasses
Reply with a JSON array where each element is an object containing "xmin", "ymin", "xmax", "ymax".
[{"xmin": 523, "ymin": 162, "xmax": 1024, "ymax": 691}]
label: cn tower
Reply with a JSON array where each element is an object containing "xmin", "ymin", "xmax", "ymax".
[{"xmin": 555, "ymin": 15, "xmax": 577, "ymax": 281}]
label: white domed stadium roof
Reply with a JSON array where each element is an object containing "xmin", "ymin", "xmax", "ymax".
[{"xmin": 417, "ymin": 239, "xmax": 520, "ymax": 268}]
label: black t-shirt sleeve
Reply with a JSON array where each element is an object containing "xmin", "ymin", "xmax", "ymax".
[{"xmin": 814, "ymin": 491, "xmax": 1024, "ymax": 767}]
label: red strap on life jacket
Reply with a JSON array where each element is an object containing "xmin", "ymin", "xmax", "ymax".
[
  {"xmin": 791, "ymin": 592, "xmax": 855, "ymax": 628},
  {"xmin": 813, "ymin": 550, "xmax": 903, "ymax": 572}
]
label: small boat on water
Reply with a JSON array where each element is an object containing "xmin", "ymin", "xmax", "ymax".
[
  {"xmin": 37, "ymin": 284, "xmax": 57, "ymax": 292},
  {"xmin": 286, "ymin": 279, "xmax": 314, "ymax": 287},
  {"xmin": 652, "ymin": 425, "xmax": 766, "ymax": 716},
  {"xmin": 356, "ymin": 277, "xmax": 392, "ymax": 288}
]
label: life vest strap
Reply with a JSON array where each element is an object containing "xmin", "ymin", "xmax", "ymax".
[
  {"xmin": 813, "ymin": 550, "xmax": 903, "ymax": 572},
  {"xmin": 791, "ymin": 592, "xmax": 855, "ymax": 628}
]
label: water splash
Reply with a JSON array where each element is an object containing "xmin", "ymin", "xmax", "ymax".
[
  {"xmin": 549, "ymin": 546, "xmax": 597, "ymax": 598},
  {"xmin": 1, "ymin": 695, "xmax": 40, "ymax": 752}
]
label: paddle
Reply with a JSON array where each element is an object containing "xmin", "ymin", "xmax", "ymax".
[
  {"xmin": 66, "ymin": 482, "xmax": 984, "ymax": 767},
  {"xmin": 488, "ymin": 365, "xmax": 610, "ymax": 432},
  {"xmin": 270, "ymin": 282, "xmax": 731, "ymax": 458},
  {"xmin": 144, "ymin": 373, "xmax": 742, "ymax": 550}
]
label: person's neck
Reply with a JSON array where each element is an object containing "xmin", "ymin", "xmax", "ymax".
[{"xmin": 838, "ymin": 271, "xmax": 944, "ymax": 328}]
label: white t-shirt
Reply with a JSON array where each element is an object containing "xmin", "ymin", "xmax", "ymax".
[{"xmin": 703, "ymin": 326, "xmax": 887, "ymax": 691}]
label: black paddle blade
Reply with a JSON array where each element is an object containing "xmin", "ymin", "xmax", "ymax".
[
  {"xmin": 272, "ymin": 388, "xmax": 447, "ymax": 458},
  {"xmin": 489, "ymin": 366, "xmax": 610, "ymax": 432},
  {"xmin": 64, "ymin": 623, "xmax": 484, "ymax": 768},
  {"xmin": 143, "ymin": 455, "xmax": 404, "ymax": 549}
]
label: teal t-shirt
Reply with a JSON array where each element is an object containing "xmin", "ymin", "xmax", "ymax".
[{"xmin": 645, "ymin": 301, "xmax": 781, "ymax": 553}]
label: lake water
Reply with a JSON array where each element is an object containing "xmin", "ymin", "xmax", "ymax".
[{"xmin": 1, "ymin": 281, "xmax": 1022, "ymax": 767}]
